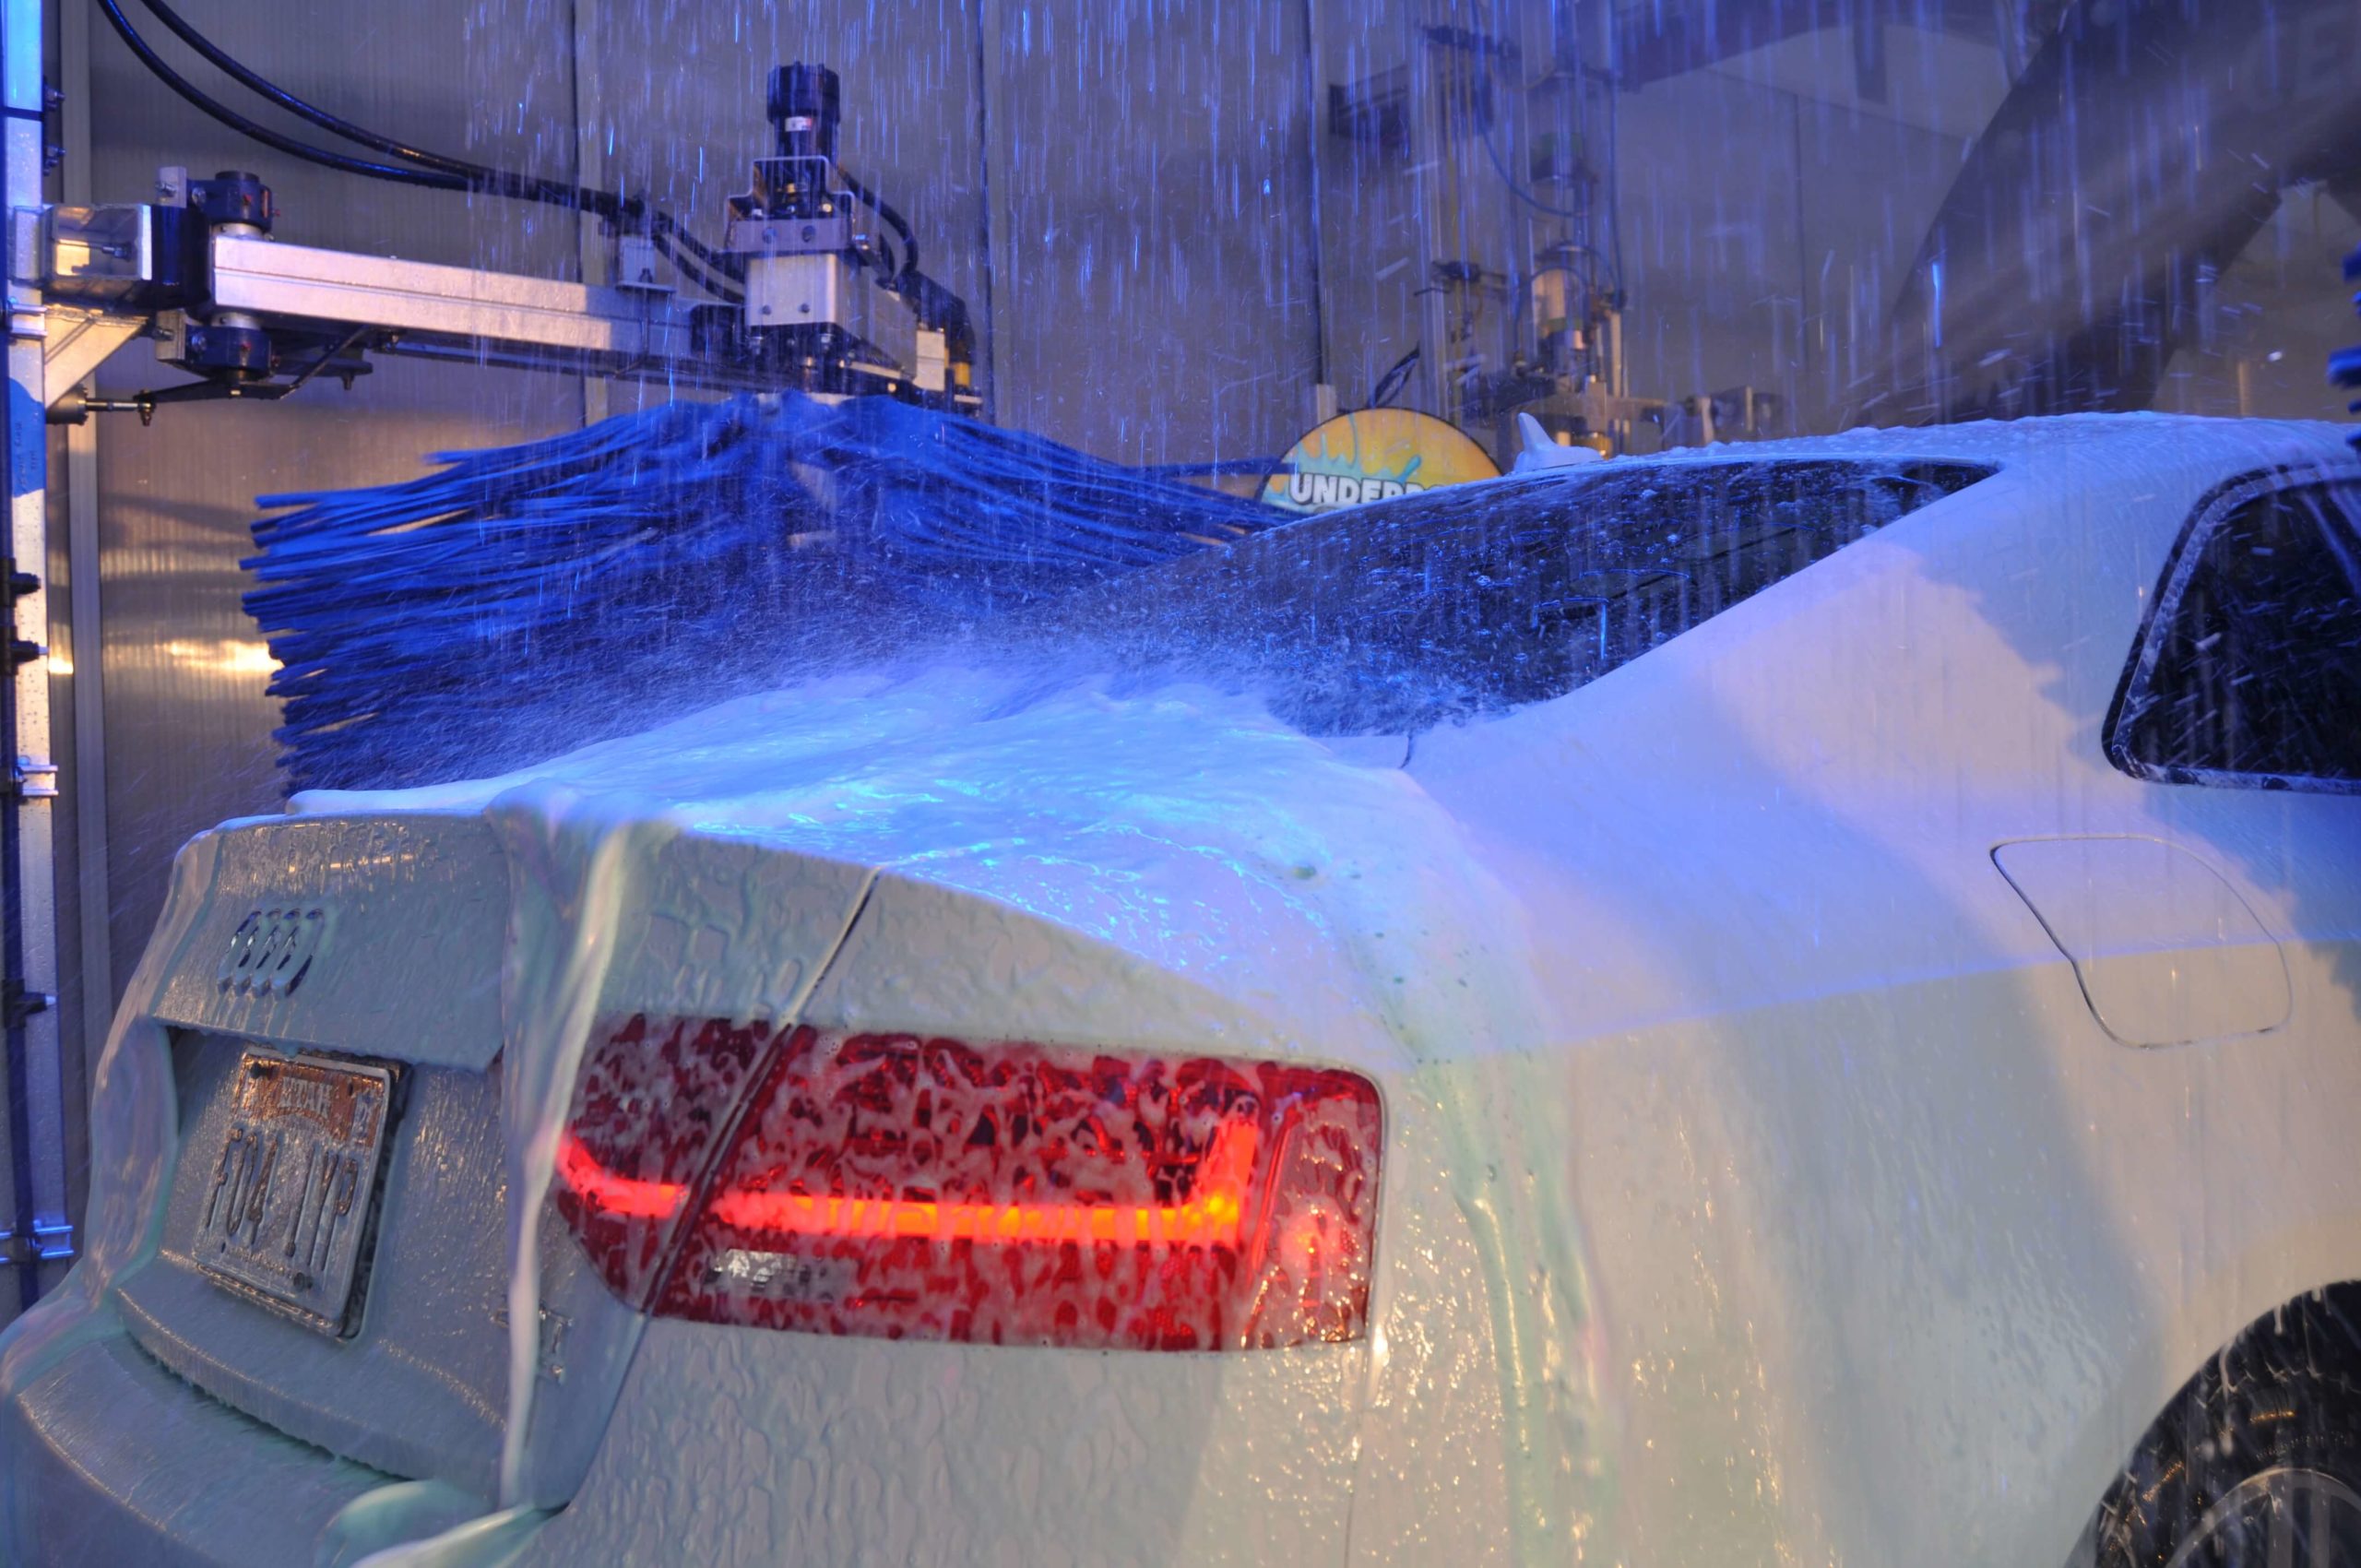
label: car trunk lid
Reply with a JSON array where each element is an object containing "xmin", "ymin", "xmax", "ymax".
[{"xmin": 109, "ymin": 809, "xmax": 880, "ymax": 1507}]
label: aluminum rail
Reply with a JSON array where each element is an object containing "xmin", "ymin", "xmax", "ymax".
[
  {"xmin": 29, "ymin": 212, "xmax": 789, "ymax": 408},
  {"xmin": 1, "ymin": 0, "xmax": 73, "ymax": 1323},
  {"xmin": 203, "ymin": 233, "xmax": 754, "ymax": 386}
]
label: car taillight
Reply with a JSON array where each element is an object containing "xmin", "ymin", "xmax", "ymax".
[{"xmin": 552, "ymin": 1018, "xmax": 1382, "ymax": 1351}]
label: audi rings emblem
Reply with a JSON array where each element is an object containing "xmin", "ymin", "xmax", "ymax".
[{"xmin": 219, "ymin": 906, "xmax": 333, "ymax": 998}]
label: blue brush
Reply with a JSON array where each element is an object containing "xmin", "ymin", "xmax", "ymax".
[{"xmin": 246, "ymin": 392, "xmax": 1277, "ymax": 792}]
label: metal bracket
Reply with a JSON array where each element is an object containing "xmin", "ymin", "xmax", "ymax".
[
  {"xmin": 42, "ymin": 303, "xmax": 146, "ymax": 410},
  {"xmin": 615, "ymin": 234, "xmax": 670, "ymax": 293},
  {"xmin": 7, "ymin": 755, "xmax": 54, "ymax": 799},
  {"xmin": 6, "ymin": 205, "xmax": 36, "ymax": 285},
  {"xmin": 0, "ymin": 1218, "xmax": 73, "ymax": 1268},
  {"xmin": 0, "ymin": 980, "xmax": 47, "ymax": 1028},
  {"xmin": 5, "ymin": 206, "xmax": 39, "ymax": 318}
]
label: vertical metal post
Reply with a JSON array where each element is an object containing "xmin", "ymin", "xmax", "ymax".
[
  {"xmin": 58, "ymin": 0, "xmax": 102, "ymax": 980},
  {"xmin": 0, "ymin": 0, "xmax": 70, "ymax": 1318},
  {"xmin": 972, "ymin": 0, "xmax": 1003, "ymax": 423},
  {"xmin": 1409, "ymin": 33, "xmax": 1450, "ymax": 421},
  {"xmin": 59, "ymin": 0, "xmax": 107, "ymax": 1257},
  {"xmin": 1297, "ymin": 0, "xmax": 1332, "ymax": 406},
  {"xmin": 571, "ymin": 0, "xmax": 610, "ymax": 427}
]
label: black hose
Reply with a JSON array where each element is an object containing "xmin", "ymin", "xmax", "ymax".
[
  {"xmin": 1367, "ymin": 347, "xmax": 1420, "ymax": 410},
  {"xmin": 650, "ymin": 217, "xmax": 742, "ymax": 304},
  {"xmin": 658, "ymin": 217, "xmax": 746, "ymax": 285},
  {"xmin": 110, "ymin": 0, "xmax": 765, "ymax": 285},
  {"xmin": 101, "ymin": 0, "xmax": 913, "ymax": 322},
  {"xmin": 135, "ymin": 0, "xmax": 481, "ymax": 178},
  {"xmin": 837, "ymin": 168, "xmax": 919, "ymax": 284},
  {"xmin": 96, "ymin": 0, "xmax": 471, "ymax": 190},
  {"xmin": 126, "ymin": 0, "xmax": 640, "ymax": 220}
]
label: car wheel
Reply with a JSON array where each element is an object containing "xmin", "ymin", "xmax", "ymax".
[{"xmin": 2094, "ymin": 1292, "xmax": 2361, "ymax": 1568}]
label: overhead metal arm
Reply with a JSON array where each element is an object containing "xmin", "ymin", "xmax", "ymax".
[
  {"xmin": 202, "ymin": 233, "xmax": 723, "ymax": 384},
  {"xmin": 27, "ymin": 200, "xmax": 797, "ymax": 413}
]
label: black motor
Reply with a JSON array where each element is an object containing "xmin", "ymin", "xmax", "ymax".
[{"xmin": 768, "ymin": 63, "xmax": 841, "ymax": 165}]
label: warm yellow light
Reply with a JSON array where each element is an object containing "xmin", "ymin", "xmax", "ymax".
[
  {"xmin": 160, "ymin": 639, "xmax": 281, "ymax": 678},
  {"xmin": 561, "ymin": 1122, "xmax": 1260, "ymax": 1250}
]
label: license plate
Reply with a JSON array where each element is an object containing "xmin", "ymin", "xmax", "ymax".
[{"xmin": 196, "ymin": 1051, "xmax": 398, "ymax": 1338}]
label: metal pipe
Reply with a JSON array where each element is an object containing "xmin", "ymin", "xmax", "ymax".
[
  {"xmin": 59, "ymin": 0, "xmax": 106, "ymax": 1250},
  {"xmin": 0, "ymin": 656, "xmax": 39, "ymax": 1315},
  {"xmin": 971, "ymin": 0, "xmax": 1001, "ymax": 422},
  {"xmin": 1298, "ymin": 0, "xmax": 1331, "ymax": 397},
  {"xmin": 0, "ymin": 0, "xmax": 62, "ymax": 1316}
]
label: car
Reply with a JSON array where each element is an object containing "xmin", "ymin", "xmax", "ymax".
[{"xmin": 3, "ymin": 411, "xmax": 2356, "ymax": 1567}]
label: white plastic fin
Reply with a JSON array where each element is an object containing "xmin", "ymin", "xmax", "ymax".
[{"xmin": 1513, "ymin": 411, "xmax": 1604, "ymax": 471}]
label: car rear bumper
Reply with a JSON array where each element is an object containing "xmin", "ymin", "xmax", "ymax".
[
  {"xmin": 0, "ymin": 1294, "xmax": 536, "ymax": 1568},
  {"xmin": 507, "ymin": 1315, "xmax": 1371, "ymax": 1568},
  {"xmin": 2, "ymin": 1285, "xmax": 1373, "ymax": 1568},
  {"xmin": 0, "ymin": 1297, "xmax": 455, "ymax": 1568}
]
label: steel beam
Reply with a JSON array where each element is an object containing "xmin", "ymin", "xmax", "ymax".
[
  {"xmin": 1, "ymin": 0, "xmax": 74, "ymax": 1321},
  {"xmin": 570, "ymin": 0, "xmax": 611, "ymax": 425},
  {"xmin": 200, "ymin": 233, "xmax": 792, "ymax": 393},
  {"xmin": 42, "ymin": 306, "xmax": 145, "ymax": 406},
  {"xmin": 58, "ymin": 0, "xmax": 108, "ymax": 1265},
  {"xmin": 207, "ymin": 234, "xmax": 704, "ymax": 370}
]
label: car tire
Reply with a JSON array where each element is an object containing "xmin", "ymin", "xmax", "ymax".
[{"xmin": 2093, "ymin": 1290, "xmax": 2361, "ymax": 1568}]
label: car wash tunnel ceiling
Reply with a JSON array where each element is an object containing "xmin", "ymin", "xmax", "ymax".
[{"xmin": 14, "ymin": 0, "xmax": 2360, "ymax": 1285}]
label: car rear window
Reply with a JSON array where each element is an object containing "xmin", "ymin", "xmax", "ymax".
[
  {"xmin": 2107, "ymin": 476, "xmax": 2361, "ymax": 792},
  {"xmin": 1050, "ymin": 457, "xmax": 1992, "ymax": 734}
]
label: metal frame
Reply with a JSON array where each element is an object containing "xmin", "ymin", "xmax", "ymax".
[
  {"xmin": 203, "ymin": 234, "xmax": 730, "ymax": 386},
  {"xmin": 2, "ymin": 0, "xmax": 75, "ymax": 1315},
  {"xmin": 570, "ymin": 0, "xmax": 611, "ymax": 427},
  {"xmin": 43, "ymin": 306, "xmax": 146, "ymax": 402},
  {"xmin": 25, "ymin": 217, "xmax": 891, "ymax": 411},
  {"xmin": 58, "ymin": 0, "xmax": 109, "ymax": 1266}
]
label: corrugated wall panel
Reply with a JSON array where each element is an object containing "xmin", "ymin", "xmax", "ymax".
[{"xmin": 86, "ymin": 0, "xmax": 585, "ymax": 988}]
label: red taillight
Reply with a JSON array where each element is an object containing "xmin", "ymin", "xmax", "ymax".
[
  {"xmin": 552, "ymin": 1014, "xmax": 779, "ymax": 1307},
  {"xmin": 552, "ymin": 1019, "xmax": 1382, "ymax": 1351}
]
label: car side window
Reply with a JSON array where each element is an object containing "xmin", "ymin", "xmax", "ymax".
[{"xmin": 2108, "ymin": 476, "xmax": 2361, "ymax": 791}]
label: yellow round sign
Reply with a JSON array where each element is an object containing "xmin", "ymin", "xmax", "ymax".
[{"xmin": 1262, "ymin": 408, "xmax": 1501, "ymax": 516}]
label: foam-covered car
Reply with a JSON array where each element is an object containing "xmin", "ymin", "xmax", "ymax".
[{"xmin": 4, "ymin": 413, "xmax": 2357, "ymax": 1567}]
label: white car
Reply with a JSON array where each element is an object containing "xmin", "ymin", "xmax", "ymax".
[{"xmin": 3, "ymin": 412, "xmax": 2356, "ymax": 1567}]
